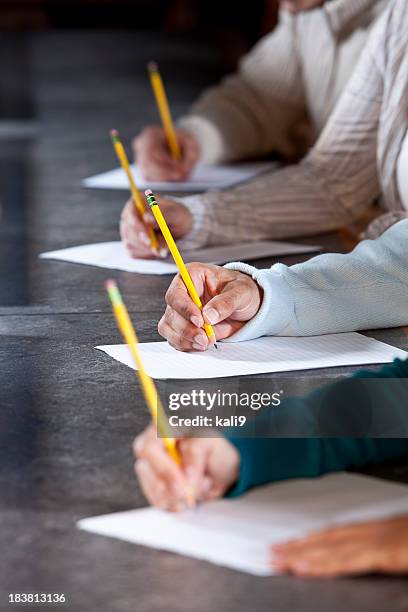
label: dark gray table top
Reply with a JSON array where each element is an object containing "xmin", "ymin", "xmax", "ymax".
[{"xmin": 1, "ymin": 30, "xmax": 407, "ymax": 612}]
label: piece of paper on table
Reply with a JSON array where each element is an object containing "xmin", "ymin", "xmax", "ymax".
[
  {"xmin": 96, "ymin": 332, "xmax": 407, "ymax": 379},
  {"xmin": 39, "ymin": 240, "xmax": 320, "ymax": 275},
  {"xmin": 78, "ymin": 473, "xmax": 408, "ymax": 576},
  {"xmin": 40, "ymin": 241, "xmax": 177, "ymax": 275},
  {"xmin": 83, "ymin": 161, "xmax": 275, "ymax": 193}
]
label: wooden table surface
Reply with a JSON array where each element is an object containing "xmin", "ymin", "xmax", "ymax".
[{"xmin": 1, "ymin": 30, "xmax": 407, "ymax": 612}]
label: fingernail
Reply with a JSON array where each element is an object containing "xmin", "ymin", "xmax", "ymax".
[
  {"xmin": 159, "ymin": 247, "xmax": 168, "ymax": 259},
  {"xmin": 270, "ymin": 559, "xmax": 283, "ymax": 571},
  {"xmin": 194, "ymin": 334, "xmax": 207, "ymax": 348},
  {"xmin": 185, "ymin": 465, "xmax": 198, "ymax": 486},
  {"xmin": 185, "ymin": 486, "xmax": 196, "ymax": 508},
  {"xmin": 172, "ymin": 482, "xmax": 186, "ymax": 498},
  {"xmin": 294, "ymin": 561, "xmax": 310, "ymax": 571},
  {"xmin": 190, "ymin": 315, "xmax": 203, "ymax": 328},
  {"xmin": 174, "ymin": 501, "xmax": 188, "ymax": 513},
  {"xmin": 192, "ymin": 343, "xmax": 205, "ymax": 352},
  {"xmin": 139, "ymin": 232, "xmax": 150, "ymax": 246},
  {"xmin": 202, "ymin": 476, "xmax": 213, "ymax": 495},
  {"xmin": 270, "ymin": 548, "xmax": 284, "ymax": 558},
  {"xmin": 203, "ymin": 307, "xmax": 219, "ymax": 325}
]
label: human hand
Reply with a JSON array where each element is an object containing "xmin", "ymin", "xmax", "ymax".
[
  {"xmin": 133, "ymin": 424, "xmax": 240, "ymax": 511},
  {"xmin": 133, "ymin": 125, "xmax": 200, "ymax": 181},
  {"xmin": 271, "ymin": 516, "xmax": 408, "ymax": 578},
  {"xmin": 158, "ymin": 263, "xmax": 263, "ymax": 351},
  {"xmin": 120, "ymin": 196, "xmax": 193, "ymax": 259}
]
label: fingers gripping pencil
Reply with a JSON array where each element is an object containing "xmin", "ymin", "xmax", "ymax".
[
  {"xmin": 147, "ymin": 61, "xmax": 181, "ymax": 161},
  {"xmin": 105, "ymin": 279, "xmax": 179, "ymax": 463},
  {"xmin": 110, "ymin": 129, "xmax": 158, "ymax": 254},
  {"xmin": 145, "ymin": 189, "xmax": 217, "ymax": 348}
]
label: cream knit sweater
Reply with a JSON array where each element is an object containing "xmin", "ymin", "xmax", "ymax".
[
  {"xmin": 177, "ymin": 0, "xmax": 408, "ymax": 250},
  {"xmin": 179, "ymin": 0, "xmax": 388, "ymax": 163}
]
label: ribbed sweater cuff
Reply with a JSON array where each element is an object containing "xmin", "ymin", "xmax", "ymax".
[
  {"xmin": 175, "ymin": 195, "xmax": 211, "ymax": 251},
  {"xmin": 177, "ymin": 115, "xmax": 226, "ymax": 165},
  {"xmin": 223, "ymin": 262, "xmax": 295, "ymax": 341}
]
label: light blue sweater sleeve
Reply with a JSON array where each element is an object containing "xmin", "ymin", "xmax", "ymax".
[{"xmin": 224, "ymin": 219, "xmax": 408, "ymax": 341}]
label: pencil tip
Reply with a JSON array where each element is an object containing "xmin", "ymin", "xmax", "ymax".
[
  {"xmin": 214, "ymin": 343, "xmax": 218, "ymax": 349},
  {"xmin": 147, "ymin": 60, "xmax": 158, "ymax": 73}
]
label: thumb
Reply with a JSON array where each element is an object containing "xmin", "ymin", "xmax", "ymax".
[{"xmin": 202, "ymin": 284, "xmax": 243, "ymax": 325}]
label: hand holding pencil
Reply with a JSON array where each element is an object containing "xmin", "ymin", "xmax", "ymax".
[
  {"xmin": 158, "ymin": 262, "xmax": 263, "ymax": 352},
  {"xmin": 129, "ymin": 61, "xmax": 200, "ymax": 182},
  {"xmin": 134, "ymin": 424, "xmax": 240, "ymax": 512},
  {"xmin": 132, "ymin": 125, "xmax": 199, "ymax": 182},
  {"xmin": 105, "ymin": 279, "xmax": 239, "ymax": 511},
  {"xmin": 145, "ymin": 189, "xmax": 219, "ymax": 349},
  {"xmin": 110, "ymin": 129, "xmax": 159, "ymax": 256},
  {"xmin": 120, "ymin": 195, "xmax": 193, "ymax": 260}
]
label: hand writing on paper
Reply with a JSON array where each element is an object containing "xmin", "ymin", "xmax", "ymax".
[
  {"xmin": 133, "ymin": 424, "xmax": 240, "ymax": 512},
  {"xmin": 120, "ymin": 196, "xmax": 192, "ymax": 259},
  {"xmin": 133, "ymin": 125, "xmax": 200, "ymax": 181},
  {"xmin": 158, "ymin": 263, "xmax": 263, "ymax": 351},
  {"xmin": 271, "ymin": 516, "xmax": 408, "ymax": 578}
]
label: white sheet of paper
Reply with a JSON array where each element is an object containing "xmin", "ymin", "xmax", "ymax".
[
  {"xmin": 39, "ymin": 240, "xmax": 320, "ymax": 275},
  {"xmin": 40, "ymin": 242, "xmax": 177, "ymax": 275},
  {"xmin": 78, "ymin": 473, "xmax": 408, "ymax": 576},
  {"xmin": 96, "ymin": 333, "xmax": 407, "ymax": 379},
  {"xmin": 83, "ymin": 162, "xmax": 275, "ymax": 192}
]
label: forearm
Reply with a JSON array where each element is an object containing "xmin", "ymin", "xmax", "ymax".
[
  {"xmin": 226, "ymin": 359, "xmax": 408, "ymax": 496},
  {"xmin": 178, "ymin": 12, "xmax": 306, "ymax": 164},
  {"xmin": 179, "ymin": 18, "xmax": 384, "ymax": 252},
  {"xmin": 224, "ymin": 219, "xmax": 408, "ymax": 340},
  {"xmin": 228, "ymin": 437, "xmax": 408, "ymax": 497},
  {"xmin": 178, "ymin": 154, "xmax": 374, "ymax": 252},
  {"xmin": 178, "ymin": 94, "xmax": 305, "ymax": 164}
]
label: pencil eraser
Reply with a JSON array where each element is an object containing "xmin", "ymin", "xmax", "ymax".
[
  {"xmin": 147, "ymin": 61, "xmax": 158, "ymax": 73},
  {"xmin": 105, "ymin": 279, "xmax": 116, "ymax": 290},
  {"xmin": 145, "ymin": 189, "xmax": 153, "ymax": 196},
  {"xmin": 110, "ymin": 129, "xmax": 118, "ymax": 137}
]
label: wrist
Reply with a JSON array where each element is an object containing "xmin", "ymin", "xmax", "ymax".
[
  {"xmin": 252, "ymin": 279, "xmax": 263, "ymax": 318},
  {"xmin": 223, "ymin": 262, "xmax": 295, "ymax": 341}
]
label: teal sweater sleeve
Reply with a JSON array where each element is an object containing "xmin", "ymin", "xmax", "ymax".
[{"xmin": 226, "ymin": 358, "xmax": 408, "ymax": 497}]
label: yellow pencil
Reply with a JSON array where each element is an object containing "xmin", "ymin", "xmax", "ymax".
[
  {"xmin": 148, "ymin": 61, "xmax": 181, "ymax": 161},
  {"xmin": 110, "ymin": 129, "xmax": 158, "ymax": 254},
  {"xmin": 145, "ymin": 189, "xmax": 217, "ymax": 348},
  {"xmin": 105, "ymin": 279, "xmax": 180, "ymax": 464}
]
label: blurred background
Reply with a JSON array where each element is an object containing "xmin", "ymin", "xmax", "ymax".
[
  {"xmin": 0, "ymin": 0, "xmax": 280, "ymax": 303},
  {"xmin": 0, "ymin": 1, "xmax": 279, "ymax": 67}
]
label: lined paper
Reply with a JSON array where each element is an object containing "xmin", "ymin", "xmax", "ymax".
[
  {"xmin": 39, "ymin": 240, "xmax": 320, "ymax": 275},
  {"xmin": 83, "ymin": 161, "xmax": 275, "ymax": 192},
  {"xmin": 78, "ymin": 473, "xmax": 408, "ymax": 576},
  {"xmin": 96, "ymin": 332, "xmax": 407, "ymax": 379}
]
